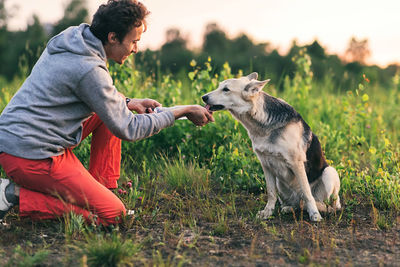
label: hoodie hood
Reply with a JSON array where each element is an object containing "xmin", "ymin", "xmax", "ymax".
[{"xmin": 47, "ymin": 23, "xmax": 106, "ymax": 61}]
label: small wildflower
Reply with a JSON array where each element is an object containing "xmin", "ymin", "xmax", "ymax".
[
  {"xmin": 118, "ymin": 189, "xmax": 123, "ymax": 194},
  {"xmin": 384, "ymin": 138, "xmax": 391, "ymax": 147},
  {"xmin": 127, "ymin": 181, "xmax": 132, "ymax": 188}
]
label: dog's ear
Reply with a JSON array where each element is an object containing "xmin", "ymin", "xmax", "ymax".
[
  {"xmin": 246, "ymin": 72, "xmax": 258, "ymax": 80},
  {"xmin": 243, "ymin": 79, "xmax": 270, "ymax": 98}
]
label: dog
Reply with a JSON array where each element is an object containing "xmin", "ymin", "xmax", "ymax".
[{"xmin": 202, "ymin": 72, "xmax": 341, "ymax": 222}]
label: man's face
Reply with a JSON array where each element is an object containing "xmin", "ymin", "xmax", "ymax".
[{"xmin": 106, "ymin": 25, "xmax": 144, "ymax": 64}]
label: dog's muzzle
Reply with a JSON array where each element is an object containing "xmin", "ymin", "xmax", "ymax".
[{"xmin": 202, "ymin": 95, "xmax": 225, "ymax": 111}]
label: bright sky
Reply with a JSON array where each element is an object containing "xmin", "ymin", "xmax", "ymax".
[{"xmin": 5, "ymin": 0, "xmax": 400, "ymax": 67}]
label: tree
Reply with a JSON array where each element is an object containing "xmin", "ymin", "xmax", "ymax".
[
  {"xmin": 344, "ymin": 37, "xmax": 371, "ymax": 64},
  {"xmin": 202, "ymin": 23, "xmax": 230, "ymax": 60},
  {"xmin": 306, "ymin": 40, "xmax": 326, "ymax": 59},
  {"xmin": 1, "ymin": 15, "xmax": 47, "ymax": 79},
  {"xmin": 0, "ymin": 0, "xmax": 9, "ymax": 78},
  {"xmin": 0, "ymin": 0, "xmax": 89, "ymax": 80},
  {"xmin": 305, "ymin": 40, "xmax": 327, "ymax": 80},
  {"xmin": 0, "ymin": 0, "xmax": 7, "ymax": 28},
  {"xmin": 160, "ymin": 28, "xmax": 193, "ymax": 73},
  {"xmin": 51, "ymin": 0, "xmax": 89, "ymax": 36}
]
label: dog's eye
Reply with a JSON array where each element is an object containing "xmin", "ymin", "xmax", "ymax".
[{"xmin": 222, "ymin": 87, "xmax": 230, "ymax": 92}]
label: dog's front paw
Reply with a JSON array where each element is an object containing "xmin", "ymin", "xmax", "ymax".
[
  {"xmin": 257, "ymin": 208, "xmax": 274, "ymax": 220},
  {"xmin": 309, "ymin": 211, "xmax": 323, "ymax": 222}
]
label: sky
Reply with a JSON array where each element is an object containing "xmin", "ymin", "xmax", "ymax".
[{"xmin": 4, "ymin": 0, "xmax": 400, "ymax": 67}]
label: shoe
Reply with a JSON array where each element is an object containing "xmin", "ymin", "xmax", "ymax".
[{"xmin": 0, "ymin": 178, "xmax": 14, "ymax": 221}]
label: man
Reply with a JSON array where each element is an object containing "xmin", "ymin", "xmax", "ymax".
[{"xmin": 0, "ymin": 0, "xmax": 213, "ymax": 225}]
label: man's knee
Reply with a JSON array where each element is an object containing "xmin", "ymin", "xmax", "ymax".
[{"xmin": 101, "ymin": 199, "xmax": 126, "ymax": 225}]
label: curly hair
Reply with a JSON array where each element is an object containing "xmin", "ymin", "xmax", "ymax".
[{"xmin": 90, "ymin": 0, "xmax": 150, "ymax": 44}]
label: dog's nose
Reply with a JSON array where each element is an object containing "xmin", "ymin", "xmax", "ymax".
[{"xmin": 202, "ymin": 95, "xmax": 208, "ymax": 103}]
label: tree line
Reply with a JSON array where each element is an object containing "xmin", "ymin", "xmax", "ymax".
[{"xmin": 0, "ymin": 0, "xmax": 398, "ymax": 90}]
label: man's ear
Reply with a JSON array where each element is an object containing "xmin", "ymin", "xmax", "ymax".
[
  {"xmin": 242, "ymin": 79, "xmax": 270, "ymax": 98},
  {"xmin": 107, "ymin": 32, "xmax": 118, "ymax": 44},
  {"xmin": 246, "ymin": 72, "xmax": 258, "ymax": 81}
]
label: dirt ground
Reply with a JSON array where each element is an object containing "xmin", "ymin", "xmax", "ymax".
[
  {"xmin": 130, "ymin": 204, "xmax": 400, "ymax": 266},
  {"xmin": 1, "ymin": 198, "xmax": 399, "ymax": 266}
]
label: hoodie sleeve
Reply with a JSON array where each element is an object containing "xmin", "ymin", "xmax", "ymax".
[{"xmin": 75, "ymin": 66, "xmax": 175, "ymax": 141}]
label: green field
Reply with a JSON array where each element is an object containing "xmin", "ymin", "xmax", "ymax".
[{"xmin": 1, "ymin": 53, "xmax": 399, "ymax": 266}]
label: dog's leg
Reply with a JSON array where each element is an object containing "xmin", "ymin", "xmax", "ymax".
[
  {"xmin": 312, "ymin": 166, "xmax": 341, "ymax": 211},
  {"xmin": 291, "ymin": 162, "xmax": 322, "ymax": 222},
  {"xmin": 257, "ymin": 166, "xmax": 277, "ymax": 220},
  {"xmin": 276, "ymin": 181, "xmax": 296, "ymax": 214}
]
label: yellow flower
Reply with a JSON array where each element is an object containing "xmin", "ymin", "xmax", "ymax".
[
  {"xmin": 190, "ymin": 59, "xmax": 197, "ymax": 67},
  {"xmin": 369, "ymin": 147, "xmax": 376, "ymax": 154},
  {"xmin": 384, "ymin": 138, "xmax": 390, "ymax": 147}
]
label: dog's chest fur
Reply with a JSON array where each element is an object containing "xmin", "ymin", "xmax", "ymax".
[{"xmin": 249, "ymin": 122, "xmax": 305, "ymax": 183}]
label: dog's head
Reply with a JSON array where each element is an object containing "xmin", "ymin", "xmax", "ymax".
[{"xmin": 202, "ymin": 72, "xmax": 270, "ymax": 113}]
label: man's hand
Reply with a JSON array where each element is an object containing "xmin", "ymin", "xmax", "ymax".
[
  {"xmin": 172, "ymin": 105, "xmax": 214, "ymax": 126},
  {"xmin": 127, "ymin": 98, "xmax": 161, "ymax": 114}
]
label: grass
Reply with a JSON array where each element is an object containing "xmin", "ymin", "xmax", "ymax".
[
  {"xmin": 5, "ymin": 245, "xmax": 50, "ymax": 267},
  {"xmin": 0, "ymin": 52, "xmax": 399, "ymax": 265},
  {"xmin": 81, "ymin": 232, "xmax": 141, "ymax": 267}
]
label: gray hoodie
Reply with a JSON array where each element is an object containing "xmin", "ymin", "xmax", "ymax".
[{"xmin": 0, "ymin": 23, "xmax": 175, "ymax": 159}]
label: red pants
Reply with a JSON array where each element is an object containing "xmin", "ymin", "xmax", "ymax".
[{"xmin": 0, "ymin": 114, "xmax": 125, "ymax": 225}]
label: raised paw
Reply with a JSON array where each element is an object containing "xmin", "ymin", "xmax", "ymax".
[
  {"xmin": 256, "ymin": 208, "xmax": 274, "ymax": 220},
  {"xmin": 309, "ymin": 211, "xmax": 323, "ymax": 222}
]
